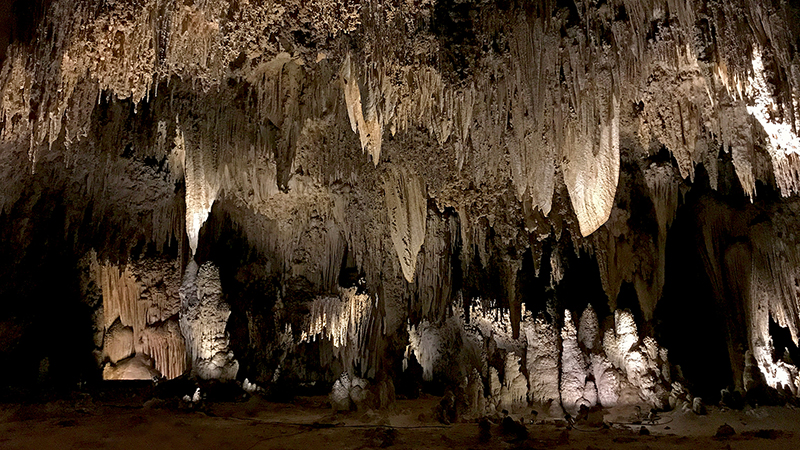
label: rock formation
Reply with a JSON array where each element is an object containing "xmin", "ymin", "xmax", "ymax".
[{"xmin": 2, "ymin": 0, "xmax": 800, "ymax": 416}]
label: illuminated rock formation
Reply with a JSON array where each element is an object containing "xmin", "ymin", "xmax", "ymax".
[
  {"xmin": 2, "ymin": 0, "xmax": 800, "ymax": 414},
  {"xmin": 179, "ymin": 261, "xmax": 238, "ymax": 381},
  {"xmin": 93, "ymin": 257, "xmax": 186, "ymax": 379}
]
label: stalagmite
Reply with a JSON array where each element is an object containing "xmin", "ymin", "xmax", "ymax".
[
  {"xmin": 561, "ymin": 310, "xmax": 591, "ymax": 414},
  {"xmin": 578, "ymin": 304, "xmax": 600, "ymax": 351},
  {"xmin": 525, "ymin": 314, "xmax": 561, "ymax": 412},
  {"xmin": 591, "ymin": 353, "xmax": 620, "ymax": 408},
  {"xmin": 179, "ymin": 261, "xmax": 238, "ymax": 380},
  {"xmin": 496, "ymin": 352, "xmax": 528, "ymax": 411}
]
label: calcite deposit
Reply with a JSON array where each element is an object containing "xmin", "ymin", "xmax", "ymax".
[{"xmin": 2, "ymin": 0, "xmax": 800, "ymax": 418}]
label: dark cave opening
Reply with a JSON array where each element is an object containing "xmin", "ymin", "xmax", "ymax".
[
  {"xmin": 0, "ymin": 186, "xmax": 96, "ymax": 396},
  {"xmin": 552, "ymin": 246, "xmax": 613, "ymax": 329},
  {"xmin": 616, "ymin": 282, "xmax": 645, "ymax": 333},
  {"xmin": 655, "ymin": 174, "xmax": 736, "ymax": 403},
  {"xmin": 770, "ymin": 318, "xmax": 800, "ymax": 369}
]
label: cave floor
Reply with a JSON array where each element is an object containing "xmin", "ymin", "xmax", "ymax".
[{"xmin": 2, "ymin": 394, "xmax": 800, "ymax": 449}]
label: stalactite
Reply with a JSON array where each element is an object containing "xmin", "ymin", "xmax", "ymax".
[
  {"xmin": 644, "ymin": 164, "xmax": 681, "ymax": 315},
  {"xmin": 341, "ymin": 54, "xmax": 382, "ymax": 165},
  {"xmin": 93, "ymin": 256, "xmax": 186, "ymax": 379},
  {"xmin": 301, "ymin": 287, "xmax": 380, "ymax": 377},
  {"xmin": 746, "ymin": 223, "xmax": 800, "ymax": 394},
  {"xmin": 182, "ymin": 122, "xmax": 219, "ymax": 255},
  {"xmin": 6, "ymin": 0, "xmax": 800, "ymax": 411},
  {"xmin": 95, "ymin": 262, "xmax": 147, "ymax": 354},
  {"xmin": 748, "ymin": 46, "xmax": 800, "ymax": 198},
  {"xmin": 304, "ymin": 288, "xmax": 373, "ymax": 349},
  {"xmin": 406, "ymin": 319, "xmax": 445, "ymax": 382},
  {"xmin": 413, "ymin": 212, "xmax": 457, "ymax": 320},
  {"xmin": 384, "ymin": 165, "xmax": 427, "ymax": 283},
  {"xmin": 141, "ymin": 320, "xmax": 186, "ymax": 380},
  {"xmin": 562, "ymin": 67, "xmax": 620, "ymax": 237}
]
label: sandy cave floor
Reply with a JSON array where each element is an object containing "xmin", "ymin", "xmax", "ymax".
[{"xmin": 2, "ymin": 393, "xmax": 800, "ymax": 449}]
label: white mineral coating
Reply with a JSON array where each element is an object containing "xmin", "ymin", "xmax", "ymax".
[
  {"xmin": 606, "ymin": 310, "xmax": 639, "ymax": 372},
  {"xmin": 746, "ymin": 223, "xmax": 800, "ymax": 394},
  {"xmin": 598, "ymin": 310, "xmax": 673, "ymax": 408},
  {"xmin": 746, "ymin": 46, "xmax": 800, "ymax": 198},
  {"xmin": 179, "ymin": 260, "xmax": 238, "ymax": 381},
  {"xmin": 497, "ymin": 352, "xmax": 528, "ymax": 412},
  {"xmin": 243, "ymin": 378, "xmax": 261, "ymax": 394},
  {"xmin": 525, "ymin": 314, "xmax": 560, "ymax": 407},
  {"xmin": 407, "ymin": 314, "xmax": 465, "ymax": 383}
]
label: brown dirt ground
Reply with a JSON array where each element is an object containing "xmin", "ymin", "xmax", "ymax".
[{"xmin": 2, "ymin": 394, "xmax": 799, "ymax": 449}]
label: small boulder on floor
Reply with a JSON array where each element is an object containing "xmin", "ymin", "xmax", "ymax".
[{"xmin": 715, "ymin": 423, "xmax": 736, "ymax": 438}]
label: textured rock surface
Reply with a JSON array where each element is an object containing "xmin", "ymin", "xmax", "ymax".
[
  {"xmin": 2, "ymin": 0, "xmax": 800, "ymax": 413},
  {"xmin": 93, "ymin": 256, "xmax": 186, "ymax": 379},
  {"xmin": 179, "ymin": 260, "xmax": 238, "ymax": 380}
]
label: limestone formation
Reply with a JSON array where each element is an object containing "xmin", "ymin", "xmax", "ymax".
[
  {"xmin": 179, "ymin": 261, "xmax": 238, "ymax": 381},
  {"xmin": 3, "ymin": 0, "xmax": 800, "ymax": 418}
]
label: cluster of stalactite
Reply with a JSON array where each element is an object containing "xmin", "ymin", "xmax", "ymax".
[
  {"xmin": 2, "ymin": 0, "xmax": 800, "ymax": 405},
  {"xmin": 91, "ymin": 254, "xmax": 187, "ymax": 380}
]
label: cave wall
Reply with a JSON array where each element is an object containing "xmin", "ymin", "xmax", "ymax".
[{"xmin": 2, "ymin": 0, "xmax": 800, "ymax": 409}]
